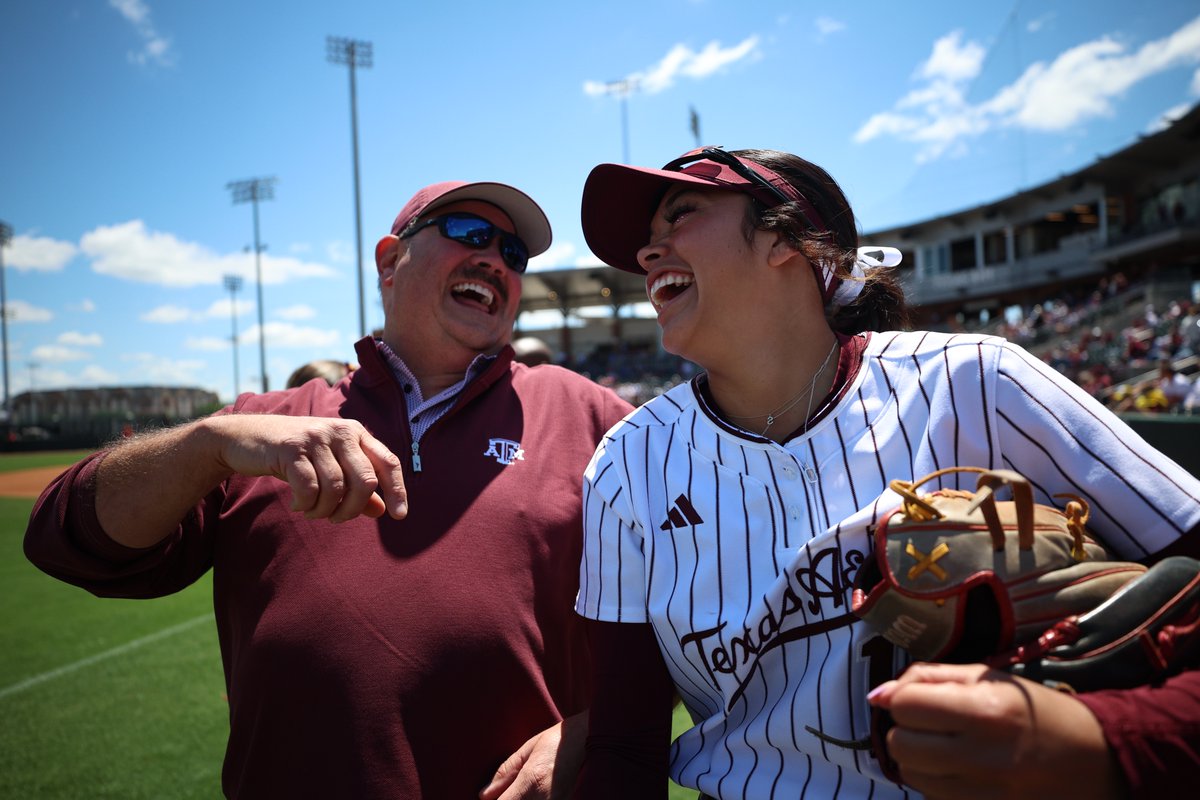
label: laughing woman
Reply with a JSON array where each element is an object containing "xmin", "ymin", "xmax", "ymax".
[{"xmin": 572, "ymin": 147, "xmax": 1200, "ymax": 799}]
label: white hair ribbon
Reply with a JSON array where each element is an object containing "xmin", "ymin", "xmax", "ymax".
[{"xmin": 829, "ymin": 246, "xmax": 902, "ymax": 306}]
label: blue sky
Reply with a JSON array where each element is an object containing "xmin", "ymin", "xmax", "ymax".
[{"xmin": 2, "ymin": 0, "xmax": 1199, "ymax": 403}]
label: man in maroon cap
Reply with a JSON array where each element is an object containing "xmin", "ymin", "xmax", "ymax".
[{"xmin": 24, "ymin": 181, "xmax": 632, "ymax": 799}]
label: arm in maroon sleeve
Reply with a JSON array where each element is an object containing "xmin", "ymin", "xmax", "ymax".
[
  {"xmin": 23, "ymin": 450, "xmax": 220, "ymax": 599},
  {"xmin": 24, "ymin": 412, "xmax": 408, "ymax": 598},
  {"xmin": 1070, "ymin": 521, "xmax": 1200, "ymax": 799},
  {"xmin": 575, "ymin": 619, "xmax": 677, "ymax": 800},
  {"xmin": 1075, "ymin": 670, "xmax": 1200, "ymax": 799}
]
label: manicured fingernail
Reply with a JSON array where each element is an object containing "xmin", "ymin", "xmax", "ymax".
[{"xmin": 867, "ymin": 685, "xmax": 886, "ymax": 701}]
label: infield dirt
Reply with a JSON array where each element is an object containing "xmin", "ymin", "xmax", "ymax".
[{"xmin": 0, "ymin": 466, "xmax": 65, "ymax": 498}]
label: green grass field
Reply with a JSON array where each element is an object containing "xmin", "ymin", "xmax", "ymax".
[
  {"xmin": 0, "ymin": 451, "xmax": 698, "ymax": 798},
  {"xmin": 0, "ymin": 490, "xmax": 227, "ymax": 798},
  {"xmin": 0, "ymin": 449, "xmax": 94, "ymax": 473}
]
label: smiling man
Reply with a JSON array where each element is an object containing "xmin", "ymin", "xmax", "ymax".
[{"xmin": 25, "ymin": 180, "xmax": 632, "ymax": 799}]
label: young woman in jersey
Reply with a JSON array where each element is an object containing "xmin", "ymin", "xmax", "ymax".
[{"xmin": 573, "ymin": 147, "xmax": 1200, "ymax": 799}]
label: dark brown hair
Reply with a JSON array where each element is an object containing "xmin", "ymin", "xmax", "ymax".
[
  {"xmin": 733, "ymin": 149, "xmax": 910, "ymax": 334},
  {"xmin": 286, "ymin": 359, "xmax": 353, "ymax": 389}
]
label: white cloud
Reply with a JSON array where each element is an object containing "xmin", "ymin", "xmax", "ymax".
[
  {"xmin": 5, "ymin": 300, "xmax": 53, "ymax": 323},
  {"xmin": 815, "ymin": 17, "xmax": 846, "ymax": 39},
  {"xmin": 854, "ymin": 15, "xmax": 1200, "ymax": 162},
  {"xmin": 80, "ymin": 364, "xmax": 120, "ymax": 384},
  {"xmin": 109, "ymin": 0, "xmax": 175, "ymax": 67},
  {"xmin": 584, "ymin": 36, "xmax": 760, "ymax": 96},
  {"xmin": 584, "ymin": 78, "xmax": 634, "ymax": 97},
  {"xmin": 110, "ymin": 0, "xmax": 148, "ymax": 24},
  {"xmin": 204, "ymin": 298, "xmax": 254, "ymax": 318},
  {"xmin": 919, "ymin": 30, "xmax": 986, "ymax": 82},
  {"xmin": 682, "ymin": 38, "xmax": 760, "ymax": 80},
  {"xmin": 5, "ymin": 233, "xmax": 77, "ymax": 272},
  {"xmin": 1027, "ymin": 13, "xmax": 1055, "ymax": 34},
  {"xmin": 275, "ymin": 304, "xmax": 317, "ymax": 321},
  {"xmin": 120, "ymin": 352, "xmax": 208, "ymax": 384},
  {"xmin": 242, "ymin": 321, "xmax": 342, "ymax": 349},
  {"xmin": 142, "ymin": 298, "xmax": 254, "ymax": 324},
  {"xmin": 1147, "ymin": 102, "xmax": 1194, "ymax": 133},
  {"xmin": 73, "ymin": 299, "xmax": 97, "ymax": 313},
  {"xmin": 80, "ymin": 220, "xmax": 339, "ymax": 288},
  {"xmin": 24, "ymin": 366, "xmax": 72, "ymax": 392},
  {"xmin": 58, "ymin": 331, "xmax": 103, "ymax": 347},
  {"xmin": 141, "ymin": 304, "xmax": 192, "ymax": 323},
  {"xmin": 528, "ymin": 242, "xmax": 577, "ymax": 272},
  {"xmin": 574, "ymin": 252, "xmax": 606, "ymax": 268},
  {"xmin": 185, "ymin": 336, "xmax": 235, "ymax": 352},
  {"xmin": 854, "ymin": 111, "xmax": 923, "ymax": 142},
  {"xmin": 325, "ymin": 240, "xmax": 354, "ymax": 264},
  {"xmin": 31, "ymin": 344, "xmax": 89, "ymax": 363},
  {"xmin": 1008, "ymin": 38, "xmax": 1131, "ymax": 130}
]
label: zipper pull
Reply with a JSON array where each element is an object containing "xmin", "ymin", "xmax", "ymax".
[{"xmin": 411, "ymin": 442, "xmax": 422, "ymax": 473}]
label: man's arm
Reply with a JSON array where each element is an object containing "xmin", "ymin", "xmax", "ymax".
[
  {"xmin": 1074, "ymin": 670, "xmax": 1200, "ymax": 799},
  {"xmin": 477, "ymin": 621, "xmax": 676, "ymax": 800},
  {"xmin": 95, "ymin": 414, "xmax": 408, "ymax": 549},
  {"xmin": 869, "ymin": 662, "xmax": 1124, "ymax": 800},
  {"xmin": 477, "ymin": 711, "xmax": 589, "ymax": 800}
]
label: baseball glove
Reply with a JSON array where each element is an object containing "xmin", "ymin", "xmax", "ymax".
[
  {"xmin": 993, "ymin": 554, "xmax": 1200, "ymax": 691},
  {"xmin": 850, "ymin": 466, "xmax": 1200, "ymax": 785},
  {"xmin": 852, "ymin": 467, "xmax": 1147, "ymax": 664}
]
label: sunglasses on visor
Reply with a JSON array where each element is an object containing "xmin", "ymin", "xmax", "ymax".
[
  {"xmin": 400, "ymin": 212, "xmax": 530, "ymax": 274},
  {"xmin": 661, "ymin": 147, "xmax": 825, "ymax": 233}
]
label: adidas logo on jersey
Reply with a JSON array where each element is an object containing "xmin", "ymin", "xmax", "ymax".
[{"xmin": 660, "ymin": 494, "xmax": 704, "ymax": 530}]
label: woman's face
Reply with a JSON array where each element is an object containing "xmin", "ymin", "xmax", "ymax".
[{"xmin": 637, "ymin": 187, "xmax": 769, "ymax": 366}]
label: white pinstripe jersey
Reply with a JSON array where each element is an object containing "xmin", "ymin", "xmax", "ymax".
[{"xmin": 577, "ymin": 330, "xmax": 1200, "ymax": 800}]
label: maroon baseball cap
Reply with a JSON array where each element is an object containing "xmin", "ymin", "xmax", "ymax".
[
  {"xmin": 375, "ymin": 180, "xmax": 552, "ymax": 267},
  {"xmin": 581, "ymin": 147, "xmax": 826, "ymax": 274}
]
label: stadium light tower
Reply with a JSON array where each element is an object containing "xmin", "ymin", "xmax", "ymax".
[
  {"xmin": 223, "ymin": 274, "xmax": 244, "ymax": 398},
  {"xmin": 27, "ymin": 361, "xmax": 37, "ymax": 424},
  {"xmin": 0, "ymin": 221, "xmax": 11, "ymax": 417},
  {"xmin": 226, "ymin": 177, "xmax": 276, "ymax": 393},
  {"xmin": 327, "ymin": 36, "xmax": 373, "ymax": 338},
  {"xmin": 602, "ymin": 78, "xmax": 639, "ymax": 164}
]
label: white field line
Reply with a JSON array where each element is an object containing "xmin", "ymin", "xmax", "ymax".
[{"xmin": 0, "ymin": 613, "xmax": 214, "ymax": 701}]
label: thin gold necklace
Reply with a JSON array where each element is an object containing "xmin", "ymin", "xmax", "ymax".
[{"xmin": 725, "ymin": 339, "xmax": 839, "ymax": 437}]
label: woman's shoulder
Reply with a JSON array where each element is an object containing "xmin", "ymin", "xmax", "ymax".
[
  {"xmin": 866, "ymin": 329, "xmax": 1015, "ymax": 361},
  {"xmin": 603, "ymin": 381, "xmax": 697, "ymax": 441}
]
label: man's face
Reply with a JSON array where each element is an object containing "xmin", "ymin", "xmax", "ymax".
[{"xmin": 376, "ymin": 199, "xmax": 524, "ymax": 365}]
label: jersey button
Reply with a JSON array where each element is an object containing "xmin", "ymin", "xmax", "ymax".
[{"xmin": 788, "ymin": 505, "xmax": 801, "ymax": 520}]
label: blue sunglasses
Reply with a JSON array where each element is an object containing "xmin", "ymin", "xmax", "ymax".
[{"xmin": 400, "ymin": 212, "xmax": 530, "ymax": 273}]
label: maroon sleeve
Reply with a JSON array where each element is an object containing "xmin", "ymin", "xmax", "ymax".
[
  {"xmin": 1076, "ymin": 670, "xmax": 1200, "ymax": 799},
  {"xmin": 23, "ymin": 450, "xmax": 217, "ymax": 598},
  {"xmin": 1070, "ymin": 522, "xmax": 1200, "ymax": 798},
  {"xmin": 575, "ymin": 620, "xmax": 677, "ymax": 800}
]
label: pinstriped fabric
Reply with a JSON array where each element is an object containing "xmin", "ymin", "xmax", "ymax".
[{"xmin": 577, "ymin": 330, "xmax": 1200, "ymax": 798}]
